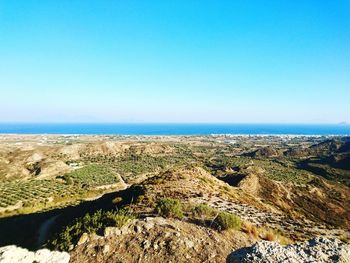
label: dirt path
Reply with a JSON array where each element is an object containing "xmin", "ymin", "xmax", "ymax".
[
  {"xmin": 82, "ymin": 174, "xmax": 129, "ymax": 202},
  {"xmin": 115, "ymin": 173, "xmax": 129, "ymax": 189}
]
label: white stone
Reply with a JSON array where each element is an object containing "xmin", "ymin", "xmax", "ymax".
[
  {"xmin": 0, "ymin": 245, "xmax": 69, "ymax": 263},
  {"xmin": 227, "ymin": 237, "xmax": 350, "ymax": 263}
]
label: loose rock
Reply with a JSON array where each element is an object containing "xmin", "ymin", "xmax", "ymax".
[
  {"xmin": 227, "ymin": 237, "xmax": 350, "ymax": 263},
  {"xmin": 0, "ymin": 245, "xmax": 70, "ymax": 263}
]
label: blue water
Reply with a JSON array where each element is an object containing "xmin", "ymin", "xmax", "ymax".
[{"xmin": 0, "ymin": 123, "xmax": 349, "ymax": 135}]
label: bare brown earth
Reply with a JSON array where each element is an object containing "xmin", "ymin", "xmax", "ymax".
[
  {"xmin": 0, "ymin": 134, "xmax": 350, "ymax": 262},
  {"xmin": 0, "ymin": 137, "xmax": 174, "ymax": 180},
  {"xmin": 70, "ymin": 217, "xmax": 252, "ymax": 263},
  {"xmin": 130, "ymin": 167, "xmax": 349, "ymax": 239},
  {"xmin": 68, "ymin": 165, "xmax": 349, "ymax": 262}
]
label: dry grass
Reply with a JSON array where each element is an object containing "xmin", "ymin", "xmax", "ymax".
[
  {"xmin": 242, "ymin": 221, "xmax": 258, "ymax": 238},
  {"xmin": 263, "ymin": 231, "xmax": 276, "ymax": 241},
  {"xmin": 258, "ymin": 227, "xmax": 292, "ymax": 245}
]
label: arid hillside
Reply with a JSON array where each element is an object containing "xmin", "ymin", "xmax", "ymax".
[{"xmin": 0, "ymin": 135, "xmax": 349, "ymax": 262}]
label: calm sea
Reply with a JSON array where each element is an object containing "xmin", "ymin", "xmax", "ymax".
[{"xmin": 0, "ymin": 123, "xmax": 349, "ymax": 135}]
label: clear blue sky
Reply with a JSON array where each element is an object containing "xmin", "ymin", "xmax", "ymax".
[{"xmin": 0, "ymin": 0, "xmax": 349, "ymax": 123}]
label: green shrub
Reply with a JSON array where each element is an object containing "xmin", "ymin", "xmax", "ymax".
[
  {"xmin": 112, "ymin": 196, "xmax": 123, "ymax": 205},
  {"xmin": 192, "ymin": 203, "xmax": 215, "ymax": 218},
  {"xmin": 214, "ymin": 211, "xmax": 242, "ymax": 231},
  {"xmin": 107, "ymin": 209, "xmax": 135, "ymax": 228},
  {"xmin": 155, "ymin": 198, "xmax": 183, "ymax": 219},
  {"xmin": 47, "ymin": 209, "xmax": 134, "ymax": 251},
  {"xmin": 137, "ymin": 195, "xmax": 145, "ymax": 203}
]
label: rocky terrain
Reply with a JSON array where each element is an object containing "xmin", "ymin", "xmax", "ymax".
[
  {"xmin": 0, "ymin": 245, "xmax": 69, "ymax": 263},
  {"xmin": 228, "ymin": 237, "xmax": 350, "ymax": 263},
  {"xmin": 0, "ymin": 135, "xmax": 349, "ymax": 262},
  {"xmin": 70, "ymin": 216, "xmax": 251, "ymax": 263}
]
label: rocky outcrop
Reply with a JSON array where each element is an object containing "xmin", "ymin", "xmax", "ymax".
[
  {"xmin": 227, "ymin": 237, "xmax": 350, "ymax": 263},
  {"xmin": 70, "ymin": 216, "xmax": 251, "ymax": 263},
  {"xmin": 0, "ymin": 245, "xmax": 70, "ymax": 263},
  {"xmin": 25, "ymin": 161, "xmax": 41, "ymax": 175},
  {"xmin": 25, "ymin": 153, "xmax": 43, "ymax": 175}
]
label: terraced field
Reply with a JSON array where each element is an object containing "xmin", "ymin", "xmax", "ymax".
[
  {"xmin": 0, "ymin": 179, "xmax": 75, "ymax": 208},
  {"xmin": 63, "ymin": 164, "xmax": 119, "ymax": 187},
  {"xmin": 81, "ymin": 152, "xmax": 194, "ymax": 183},
  {"xmin": 0, "ymin": 164, "xmax": 123, "ymax": 214}
]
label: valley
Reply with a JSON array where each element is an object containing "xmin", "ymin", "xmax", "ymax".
[{"xmin": 0, "ymin": 134, "xmax": 349, "ymax": 262}]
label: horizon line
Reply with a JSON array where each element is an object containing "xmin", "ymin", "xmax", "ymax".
[{"xmin": 0, "ymin": 122, "xmax": 349, "ymax": 125}]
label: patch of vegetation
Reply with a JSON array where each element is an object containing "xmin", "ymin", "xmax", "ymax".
[
  {"xmin": 259, "ymin": 159, "xmax": 312, "ymax": 184},
  {"xmin": 214, "ymin": 211, "xmax": 242, "ymax": 231},
  {"xmin": 262, "ymin": 230, "xmax": 275, "ymax": 241},
  {"xmin": 242, "ymin": 221, "xmax": 258, "ymax": 238},
  {"xmin": 81, "ymin": 149, "xmax": 194, "ymax": 182},
  {"xmin": 258, "ymin": 227, "xmax": 291, "ymax": 245},
  {"xmin": 192, "ymin": 203, "xmax": 215, "ymax": 218},
  {"xmin": 205, "ymin": 154, "xmax": 313, "ymax": 185},
  {"xmin": 63, "ymin": 164, "xmax": 119, "ymax": 187},
  {"xmin": 155, "ymin": 198, "xmax": 183, "ymax": 219},
  {"xmin": 47, "ymin": 209, "xmax": 134, "ymax": 251},
  {"xmin": 0, "ymin": 164, "xmax": 122, "ymax": 214},
  {"xmin": 298, "ymin": 159, "xmax": 350, "ymax": 187},
  {"xmin": 0, "ymin": 179, "xmax": 77, "ymax": 209}
]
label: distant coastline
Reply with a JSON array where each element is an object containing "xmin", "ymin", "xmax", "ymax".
[{"xmin": 0, "ymin": 123, "xmax": 349, "ymax": 136}]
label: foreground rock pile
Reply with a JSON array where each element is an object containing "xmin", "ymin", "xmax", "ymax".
[
  {"xmin": 70, "ymin": 216, "xmax": 251, "ymax": 262},
  {"xmin": 0, "ymin": 245, "xmax": 70, "ymax": 263},
  {"xmin": 228, "ymin": 237, "xmax": 350, "ymax": 263}
]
